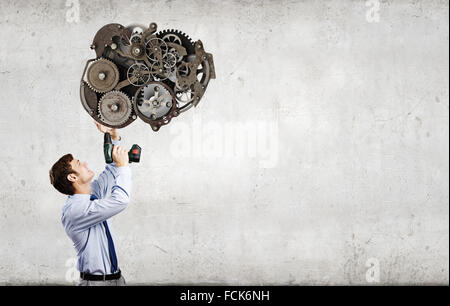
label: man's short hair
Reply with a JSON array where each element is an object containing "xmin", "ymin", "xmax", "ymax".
[{"xmin": 49, "ymin": 154, "xmax": 77, "ymax": 195}]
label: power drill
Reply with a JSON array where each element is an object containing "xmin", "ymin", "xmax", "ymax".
[{"xmin": 104, "ymin": 132, "xmax": 141, "ymax": 164}]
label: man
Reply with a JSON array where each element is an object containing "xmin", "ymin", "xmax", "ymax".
[{"xmin": 49, "ymin": 122, "xmax": 131, "ymax": 286}]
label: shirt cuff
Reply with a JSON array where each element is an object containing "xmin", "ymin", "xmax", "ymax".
[{"xmin": 112, "ymin": 136, "xmax": 121, "ymax": 146}]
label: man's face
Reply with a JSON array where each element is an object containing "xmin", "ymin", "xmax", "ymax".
[{"xmin": 69, "ymin": 158, "xmax": 94, "ymax": 184}]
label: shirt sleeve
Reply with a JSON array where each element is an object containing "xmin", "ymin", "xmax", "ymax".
[
  {"xmin": 90, "ymin": 136, "xmax": 123, "ymax": 199},
  {"xmin": 71, "ymin": 166, "xmax": 132, "ymax": 232}
]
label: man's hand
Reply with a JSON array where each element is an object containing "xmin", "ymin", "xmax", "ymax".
[
  {"xmin": 112, "ymin": 145, "xmax": 129, "ymax": 167},
  {"xmin": 94, "ymin": 121, "xmax": 120, "ymax": 141}
]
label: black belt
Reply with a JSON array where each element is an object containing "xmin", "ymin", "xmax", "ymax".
[{"xmin": 80, "ymin": 269, "xmax": 121, "ymax": 281}]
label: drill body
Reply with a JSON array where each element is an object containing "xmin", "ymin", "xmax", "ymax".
[{"xmin": 104, "ymin": 132, "xmax": 141, "ymax": 164}]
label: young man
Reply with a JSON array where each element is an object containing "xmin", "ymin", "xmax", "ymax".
[{"xmin": 49, "ymin": 122, "xmax": 132, "ymax": 286}]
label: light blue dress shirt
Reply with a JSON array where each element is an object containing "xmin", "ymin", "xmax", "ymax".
[{"xmin": 61, "ymin": 138, "xmax": 132, "ymax": 275}]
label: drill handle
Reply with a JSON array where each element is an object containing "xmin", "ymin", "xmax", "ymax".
[{"xmin": 104, "ymin": 132, "xmax": 114, "ymax": 164}]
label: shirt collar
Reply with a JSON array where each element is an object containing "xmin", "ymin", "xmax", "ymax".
[{"xmin": 68, "ymin": 193, "xmax": 91, "ymax": 199}]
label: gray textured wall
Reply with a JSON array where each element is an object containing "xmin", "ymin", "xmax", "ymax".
[{"xmin": 0, "ymin": 0, "xmax": 448, "ymax": 285}]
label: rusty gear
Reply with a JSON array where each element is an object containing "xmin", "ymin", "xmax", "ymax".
[
  {"xmin": 98, "ymin": 91, "xmax": 132, "ymax": 126},
  {"xmin": 156, "ymin": 29, "xmax": 195, "ymax": 56},
  {"xmin": 127, "ymin": 63, "xmax": 151, "ymax": 86},
  {"xmin": 86, "ymin": 58, "xmax": 120, "ymax": 93},
  {"xmin": 80, "ymin": 22, "xmax": 215, "ymax": 131},
  {"xmin": 145, "ymin": 37, "xmax": 168, "ymax": 64}
]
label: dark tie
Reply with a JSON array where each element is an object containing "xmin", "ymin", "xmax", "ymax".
[{"xmin": 90, "ymin": 194, "xmax": 119, "ymax": 274}]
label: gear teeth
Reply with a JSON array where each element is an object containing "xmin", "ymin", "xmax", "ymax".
[
  {"xmin": 138, "ymin": 87, "xmax": 145, "ymax": 103},
  {"xmin": 88, "ymin": 58, "xmax": 103, "ymax": 93},
  {"xmin": 87, "ymin": 83, "xmax": 99, "ymax": 93},
  {"xmin": 86, "ymin": 57, "xmax": 119, "ymax": 93},
  {"xmin": 98, "ymin": 90, "xmax": 132, "ymax": 126}
]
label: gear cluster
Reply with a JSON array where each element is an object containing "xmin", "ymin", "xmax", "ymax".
[{"xmin": 80, "ymin": 22, "xmax": 215, "ymax": 131}]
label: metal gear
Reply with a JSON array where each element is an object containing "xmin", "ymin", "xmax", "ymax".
[
  {"xmin": 162, "ymin": 33, "xmax": 182, "ymax": 45},
  {"xmin": 127, "ymin": 63, "xmax": 151, "ymax": 86},
  {"xmin": 162, "ymin": 34, "xmax": 183, "ymax": 62},
  {"xmin": 98, "ymin": 91, "xmax": 132, "ymax": 126},
  {"xmin": 174, "ymin": 84, "xmax": 195, "ymax": 112},
  {"xmin": 119, "ymin": 24, "xmax": 145, "ymax": 46},
  {"xmin": 130, "ymin": 34, "xmax": 142, "ymax": 44},
  {"xmin": 86, "ymin": 58, "xmax": 120, "ymax": 93},
  {"xmin": 145, "ymin": 37, "xmax": 168, "ymax": 64},
  {"xmin": 163, "ymin": 52, "xmax": 177, "ymax": 69},
  {"xmin": 81, "ymin": 22, "xmax": 215, "ymax": 131},
  {"xmin": 174, "ymin": 54, "xmax": 211, "ymax": 109},
  {"xmin": 129, "ymin": 26, "xmax": 144, "ymax": 44},
  {"xmin": 137, "ymin": 83, "xmax": 173, "ymax": 120},
  {"xmin": 156, "ymin": 29, "xmax": 195, "ymax": 55},
  {"xmin": 150, "ymin": 61, "xmax": 171, "ymax": 81}
]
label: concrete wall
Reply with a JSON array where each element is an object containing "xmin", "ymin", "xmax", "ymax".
[{"xmin": 0, "ymin": 0, "xmax": 448, "ymax": 285}]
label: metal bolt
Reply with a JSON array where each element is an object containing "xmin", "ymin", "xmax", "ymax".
[
  {"xmin": 152, "ymin": 126, "xmax": 158, "ymax": 131},
  {"xmin": 98, "ymin": 72, "xmax": 106, "ymax": 80},
  {"xmin": 151, "ymin": 114, "xmax": 156, "ymax": 120},
  {"xmin": 154, "ymin": 86, "xmax": 159, "ymax": 91},
  {"xmin": 111, "ymin": 43, "xmax": 117, "ymax": 50},
  {"xmin": 134, "ymin": 48, "xmax": 140, "ymax": 54},
  {"xmin": 132, "ymin": 115, "xmax": 137, "ymax": 120},
  {"xmin": 90, "ymin": 44, "xmax": 96, "ymax": 49},
  {"xmin": 111, "ymin": 104, "xmax": 118, "ymax": 111},
  {"xmin": 166, "ymin": 102, "xmax": 172, "ymax": 108}
]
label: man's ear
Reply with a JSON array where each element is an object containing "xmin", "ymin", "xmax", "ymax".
[{"xmin": 67, "ymin": 173, "xmax": 77, "ymax": 183}]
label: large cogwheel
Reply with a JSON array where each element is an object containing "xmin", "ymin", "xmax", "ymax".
[
  {"xmin": 156, "ymin": 29, "xmax": 195, "ymax": 56},
  {"xmin": 87, "ymin": 58, "xmax": 120, "ymax": 93},
  {"xmin": 136, "ymin": 82, "xmax": 173, "ymax": 120},
  {"xmin": 98, "ymin": 91, "xmax": 132, "ymax": 127}
]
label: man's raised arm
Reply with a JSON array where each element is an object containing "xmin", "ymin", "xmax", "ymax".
[
  {"xmin": 71, "ymin": 145, "xmax": 132, "ymax": 232},
  {"xmin": 90, "ymin": 135, "xmax": 124, "ymax": 199}
]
